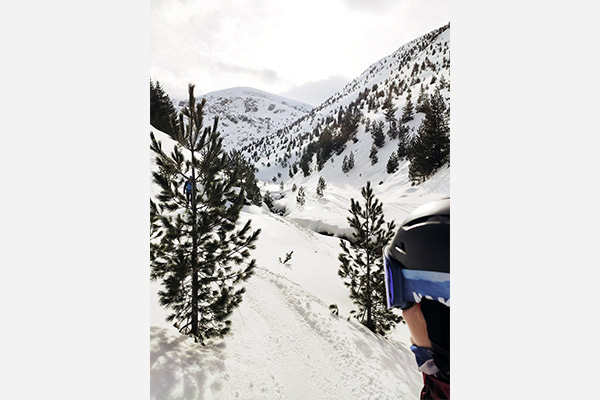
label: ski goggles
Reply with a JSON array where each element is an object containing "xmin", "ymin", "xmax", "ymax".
[{"xmin": 383, "ymin": 249, "xmax": 450, "ymax": 309}]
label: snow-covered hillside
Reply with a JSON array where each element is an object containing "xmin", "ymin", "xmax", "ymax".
[
  {"xmin": 242, "ymin": 24, "xmax": 449, "ymax": 185},
  {"xmin": 174, "ymin": 87, "xmax": 313, "ymax": 151},
  {"xmin": 150, "ymin": 126, "xmax": 427, "ymax": 399},
  {"xmin": 150, "ymin": 23, "xmax": 450, "ymax": 400},
  {"xmin": 255, "ymin": 24, "xmax": 450, "ymax": 238}
]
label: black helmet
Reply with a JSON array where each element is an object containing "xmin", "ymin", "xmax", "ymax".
[
  {"xmin": 383, "ymin": 198, "xmax": 450, "ymax": 309},
  {"xmin": 386, "ymin": 198, "xmax": 450, "ymax": 274}
]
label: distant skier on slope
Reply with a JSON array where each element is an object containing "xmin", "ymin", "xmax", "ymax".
[
  {"xmin": 383, "ymin": 198, "xmax": 450, "ymax": 399},
  {"xmin": 183, "ymin": 178, "xmax": 193, "ymax": 206}
]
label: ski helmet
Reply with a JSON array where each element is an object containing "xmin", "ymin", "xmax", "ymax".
[{"xmin": 386, "ymin": 198, "xmax": 450, "ymax": 274}]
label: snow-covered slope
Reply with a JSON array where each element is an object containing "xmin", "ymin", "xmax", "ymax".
[
  {"xmin": 150, "ymin": 126, "xmax": 424, "ymax": 399},
  {"xmin": 175, "ymin": 87, "xmax": 313, "ymax": 151},
  {"xmin": 256, "ymin": 24, "xmax": 450, "ymax": 237},
  {"xmin": 238, "ymin": 24, "xmax": 449, "ymax": 188}
]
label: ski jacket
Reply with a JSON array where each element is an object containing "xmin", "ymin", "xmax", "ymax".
[
  {"xmin": 420, "ymin": 373, "xmax": 450, "ymax": 400},
  {"xmin": 413, "ymin": 299, "xmax": 450, "ymax": 399},
  {"xmin": 184, "ymin": 181, "xmax": 192, "ymax": 194}
]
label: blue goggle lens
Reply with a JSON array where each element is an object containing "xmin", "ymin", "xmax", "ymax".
[{"xmin": 384, "ymin": 255, "xmax": 407, "ymax": 309}]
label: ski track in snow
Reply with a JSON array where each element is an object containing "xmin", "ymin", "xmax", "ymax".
[{"xmin": 150, "ymin": 266, "xmax": 422, "ymax": 400}]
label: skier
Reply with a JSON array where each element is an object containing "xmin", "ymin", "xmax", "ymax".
[
  {"xmin": 383, "ymin": 198, "xmax": 450, "ymax": 399},
  {"xmin": 183, "ymin": 178, "xmax": 193, "ymax": 206}
]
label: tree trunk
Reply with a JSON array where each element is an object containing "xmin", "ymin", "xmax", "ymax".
[
  {"xmin": 190, "ymin": 158, "xmax": 198, "ymax": 338},
  {"xmin": 365, "ymin": 204, "xmax": 372, "ymax": 332}
]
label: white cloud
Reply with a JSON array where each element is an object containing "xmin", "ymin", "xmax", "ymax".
[
  {"xmin": 151, "ymin": 0, "xmax": 450, "ymax": 103},
  {"xmin": 278, "ymin": 75, "xmax": 350, "ymax": 106}
]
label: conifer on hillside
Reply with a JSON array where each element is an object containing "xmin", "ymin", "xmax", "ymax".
[
  {"xmin": 316, "ymin": 176, "xmax": 327, "ymax": 197},
  {"xmin": 263, "ymin": 191, "xmax": 274, "ymax": 211},
  {"xmin": 386, "ymin": 152, "xmax": 399, "ymax": 174},
  {"xmin": 401, "ymin": 92, "xmax": 415, "ymax": 123},
  {"xmin": 338, "ymin": 182, "xmax": 400, "ymax": 336},
  {"xmin": 397, "ymin": 122, "xmax": 410, "ymax": 160},
  {"xmin": 227, "ymin": 149, "xmax": 262, "ymax": 206},
  {"xmin": 342, "ymin": 151, "xmax": 355, "ymax": 173},
  {"xmin": 150, "ymin": 79, "xmax": 177, "ymax": 137},
  {"xmin": 382, "ymin": 92, "xmax": 398, "ymax": 139},
  {"xmin": 416, "ymin": 85, "xmax": 430, "ymax": 114},
  {"xmin": 371, "ymin": 120, "xmax": 385, "ymax": 148},
  {"xmin": 296, "ymin": 186, "xmax": 306, "ymax": 206},
  {"xmin": 150, "ymin": 84, "xmax": 260, "ymax": 344},
  {"xmin": 408, "ymin": 88, "xmax": 450, "ymax": 184},
  {"xmin": 369, "ymin": 144, "xmax": 379, "ymax": 165}
]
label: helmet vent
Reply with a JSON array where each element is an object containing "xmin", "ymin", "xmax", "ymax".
[
  {"xmin": 403, "ymin": 215, "xmax": 449, "ymax": 229},
  {"xmin": 395, "ymin": 242, "xmax": 406, "ymax": 254}
]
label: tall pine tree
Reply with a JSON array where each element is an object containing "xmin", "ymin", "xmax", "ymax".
[
  {"xmin": 150, "ymin": 84, "xmax": 261, "ymax": 344},
  {"xmin": 408, "ymin": 88, "xmax": 450, "ymax": 184},
  {"xmin": 338, "ymin": 182, "xmax": 400, "ymax": 336}
]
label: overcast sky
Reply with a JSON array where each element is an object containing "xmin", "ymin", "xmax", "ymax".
[{"xmin": 151, "ymin": 0, "xmax": 450, "ymax": 106}]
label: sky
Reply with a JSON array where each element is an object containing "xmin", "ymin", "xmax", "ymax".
[{"xmin": 151, "ymin": 0, "xmax": 450, "ymax": 106}]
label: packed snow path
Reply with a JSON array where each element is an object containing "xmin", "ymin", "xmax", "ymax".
[{"xmin": 151, "ymin": 266, "xmax": 422, "ymax": 400}]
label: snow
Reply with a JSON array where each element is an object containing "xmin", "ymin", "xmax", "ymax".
[
  {"xmin": 150, "ymin": 204, "xmax": 423, "ymax": 400},
  {"xmin": 150, "ymin": 24, "xmax": 450, "ymax": 400},
  {"xmin": 150, "ymin": 128, "xmax": 447, "ymax": 399}
]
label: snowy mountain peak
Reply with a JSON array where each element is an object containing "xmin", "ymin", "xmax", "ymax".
[
  {"xmin": 204, "ymin": 86, "xmax": 313, "ymax": 113},
  {"xmin": 175, "ymin": 86, "xmax": 313, "ymax": 150}
]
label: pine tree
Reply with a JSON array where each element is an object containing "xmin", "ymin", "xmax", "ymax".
[
  {"xmin": 382, "ymin": 93, "xmax": 398, "ymax": 139},
  {"xmin": 338, "ymin": 182, "xmax": 400, "ymax": 335},
  {"xmin": 317, "ymin": 127, "xmax": 334, "ymax": 170},
  {"xmin": 417, "ymin": 84, "xmax": 427, "ymax": 107},
  {"xmin": 316, "ymin": 176, "xmax": 326, "ymax": 197},
  {"xmin": 386, "ymin": 152, "xmax": 399, "ymax": 174},
  {"xmin": 342, "ymin": 151, "xmax": 355, "ymax": 173},
  {"xmin": 416, "ymin": 85, "xmax": 430, "ymax": 114},
  {"xmin": 348, "ymin": 151, "xmax": 355, "ymax": 170},
  {"xmin": 401, "ymin": 92, "xmax": 415, "ymax": 123},
  {"xmin": 342, "ymin": 155, "xmax": 350, "ymax": 173},
  {"xmin": 296, "ymin": 186, "xmax": 306, "ymax": 206},
  {"xmin": 371, "ymin": 120, "xmax": 385, "ymax": 148},
  {"xmin": 227, "ymin": 149, "xmax": 262, "ymax": 206},
  {"xmin": 369, "ymin": 144, "xmax": 379, "ymax": 165},
  {"xmin": 300, "ymin": 151, "xmax": 313, "ymax": 177},
  {"xmin": 263, "ymin": 191, "xmax": 274, "ymax": 211},
  {"xmin": 397, "ymin": 122, "xmax": 410, "ymax": 160},
  {"xmin": 408, "ymin": 88, "xmax": 450, "ymax": 184},
  {"xmin": 150, "ymin": 80, "xmax": 178, "ymax": 138},
  {"xmin": 438, "ymin": 74, "xmax": 449, "ymax": 90},
  {"xmin": 150, "ymin": 84, "xmax": 261, "ymax": 344}
]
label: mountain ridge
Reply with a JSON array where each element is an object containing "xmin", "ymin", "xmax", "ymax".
[{"xmin": 172, "ymin": 86, "xmax": 314, "ymax": 151}]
